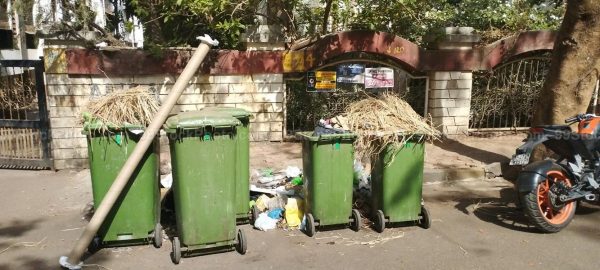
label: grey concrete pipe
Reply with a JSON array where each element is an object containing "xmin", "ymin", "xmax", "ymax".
[{"xmin": 60, "ymin": 35, "xmax": 219, "ymax": 269}]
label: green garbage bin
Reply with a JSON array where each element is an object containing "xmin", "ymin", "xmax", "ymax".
[
  {"xmin": 297, "ymin": 132, "xmax": 362, "ymax": 237},
  {"xmin": 370, "ymin": 139, "xmax": 431, "ymax": 233},
  {"xmin": 165, "ymin": 111, "xmax": 247, "ymax": 264},
  {"xmin": 201, "ymin": 107, "xmax": 254, "ymax": 224},
  {"xmin": 84, "ymin": 122, "xmax": 162, "ymax": 249}
]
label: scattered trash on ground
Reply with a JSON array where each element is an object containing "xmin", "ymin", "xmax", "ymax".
[
  {"xmin": 267, "ymin": 208, "xmax": 284, "ymax": 219},
  {"xmin": 254, "ymin": 212, "xmax": 278, "ymax": 231},
  {"xmin": 160, "ymin": 173, "xmax": 173, "ymax": 189},
  {"xmin": 285, "ymin": 166, "xmax": 302, "ymax": 178},
  {"xmin": 250, "ymin": 166, "xmax": 307, "ymax": 231},
  {"xmin": 250, "ymin": 166, "xmax": 303, "ymax": 196},
  {"xmin": 285, "ymin": 198, "xmax": 304, "ymax": 228}
]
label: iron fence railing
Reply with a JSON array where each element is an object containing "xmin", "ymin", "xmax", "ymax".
[
  {"xmin": 469, "ymin": 56, "xmax": 552, "ymax": 131},
  {"xmin": 0, "ymin": 60, "xmax": 53, "ymax": 169}
]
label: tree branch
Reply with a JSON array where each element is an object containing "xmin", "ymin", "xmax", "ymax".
[{"xmin": 322, "ymin": 0, "xmax": 333, "ymax": 34}]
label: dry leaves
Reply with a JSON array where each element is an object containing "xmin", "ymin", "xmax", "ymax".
[
  {"xmin": 80, "ymin": 86, "xmax": 159, "ymax": 131},
  {"xmin": 345, "ymin": 92, "xmax": 440, "ymax": 159}
]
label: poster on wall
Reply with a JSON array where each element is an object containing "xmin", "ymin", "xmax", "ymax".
[
  {"xmin": 336, "ymin": 64, "xmax": 365, "ymax": 84},
  {"xmin": 307, "ymin": 71, "xmax": 337, "ymax": 91},
  {"xmin": 365, "ymin": 67, "xmax": 394, "ymax": 88}
]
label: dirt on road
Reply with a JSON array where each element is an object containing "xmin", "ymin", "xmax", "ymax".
[{"xmin": 1, "ymin": 166, "xmax": 599, "ymax": 270}]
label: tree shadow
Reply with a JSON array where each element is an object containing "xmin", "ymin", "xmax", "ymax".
[
  {"xmin": 427, "ymin": 182, "xmax": 544, "ymax": 233},
  {"xmin": 570, "ymin": 203, "xmax": 600, "ymax": 242},
  {"xmin": 0, "ymin": 251, "xmax": 112, "ymax": 270},
  {"xmin": 0, "ymin": 257, "xmax": 56, "ymax": 270},
  {"xmin": 456, "ymin": 187, "xmax": 540, "ymax": 233},
  {"xmin": 0, "ymin": 218, "xmax": 44, "ymax": 237},
  {"xmin": 575, "ymin": 202, "xmax": 600, "ymax": 216},
  {"xmin": 433, "ymin": 138, "xmax": 510, "ymax": 164}
]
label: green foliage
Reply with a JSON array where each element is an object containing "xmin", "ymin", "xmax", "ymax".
[
  {"xmin": 124, "ymin": 0, "xmax": 565, "ymax": 49},
  {"xmin": 318, "ymin": 0, "xmax": 565, "ymax": 44},
  {"xmin": 127, "ymin": 0, "xmax": 256, "ymax": 49}
]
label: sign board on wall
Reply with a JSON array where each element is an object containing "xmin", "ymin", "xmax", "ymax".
[
  {"xmin": 365, "ymin": 67, "xmax": 394, "ymax": 88},
  {"xmin": 336, "ymin": 64, "xmax": 365, "ymax": 84},
  {"xmin": 307, "ymin": 71, "xmax": 337, "ymax": 91}
]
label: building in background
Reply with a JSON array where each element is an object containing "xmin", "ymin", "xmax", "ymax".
[{"xmin": 0, "ymin": 0, "xmax": 143, "ymax": 61}]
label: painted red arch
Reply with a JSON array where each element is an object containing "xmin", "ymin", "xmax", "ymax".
[
  {"xmin": 62, "ymin": 30, "xmax": 557, "ymax": 75},
  {"xmin": 290, "ymin": 30, "xmax": 556, "ymax": 72},
  {"xmin": 291, "ymin": 30, "xmax": 423, "ymax": 72}
]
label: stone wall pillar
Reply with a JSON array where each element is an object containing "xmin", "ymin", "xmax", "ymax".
[
  {"xmin": 239, "ymin": 3, "xmax": 289, "ymax": 139},
  {"xmin": 428, "ymin": 71, "xmax": 473, "ymax": 135},
  {"xmin": 427, "ymin": 27, "xmax": 480, "ymax": 136}
]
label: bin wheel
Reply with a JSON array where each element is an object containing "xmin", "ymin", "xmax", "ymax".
[
  {"xmin": 250, "ymin": 205, "xmax": 260, "ymax": 226},
  {"xmin": 351, "ymin": 209, "xmax": 362, "ymax": 232},
  {"xmin": 374, "ymin": 210, "xmax": 386, "ymax": 233},
  {"xmin": 153, "ymin": 223, "xmax": 163, "ymax": 248},
  {"xmin": 87, "ymin": 236, "xmax": 101, "ymax": 253},
  {"xmin": 305, "ymin": 213, "xmax": 316, "ymax": 237},
  {"xmin": 235, "ymin": 229, "xmax": 247, "ymax": 255},
  {"xmin": 171, "ymin": 237, "xmax": 181, "ymax": 264},
  {"xmin": 419, "ymin": 205, "xmax": 431, "ymax": 229}
]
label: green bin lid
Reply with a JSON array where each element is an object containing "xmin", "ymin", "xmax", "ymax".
[
  {"xmin": 201, "ymin": 106, "xmax": 252, "ymax": 119},
  {"xmin": 295, "ymin": 131, "xmax": 357, "ymax": 141},
  {"xmin": 164, "ymin": 111, "xmax": 241, "ymax": 132}
]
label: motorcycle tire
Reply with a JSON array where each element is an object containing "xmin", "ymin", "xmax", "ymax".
[{"xmin": 521, "ymin": 168, "xmax": 577, "ymax": 233}]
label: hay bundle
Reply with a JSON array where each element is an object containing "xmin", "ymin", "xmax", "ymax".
[
  {"xmin": 345, "ymin": 93, "xmax": 440, "ymax": 159},
  {"xmin": 80, "ymin": 86, "xmax": 159, "ymax": 130}
]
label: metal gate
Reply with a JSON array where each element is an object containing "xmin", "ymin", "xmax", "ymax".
[
  {"xmin": 469, "ymin": 55, "xmax": 552, "ymax": 131},
  {"xmin": 0, "ymin": 60, "xmax": 53, "ymax": 169},
  {"xmin": 285, "ymin": 67, "xmax": 426, "ymax": 135}
]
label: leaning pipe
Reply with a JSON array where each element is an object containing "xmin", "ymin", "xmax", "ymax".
[{"xmin": 60, "ymin": 35, "xmax": 219, "ymax": 269}]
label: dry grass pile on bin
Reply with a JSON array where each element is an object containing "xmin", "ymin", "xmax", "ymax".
[
  {"xmin": 345, "ymin": 93, "xmax": 440, "ymax": 159},
  {"xmin": 80, "ymin": 86, "xmax": 159, "ymax": 130}
]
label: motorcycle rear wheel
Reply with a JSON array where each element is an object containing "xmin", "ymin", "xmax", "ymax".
[{"xmin": 521, "ymin": 169, "xmax": 577, "ymax": 233}]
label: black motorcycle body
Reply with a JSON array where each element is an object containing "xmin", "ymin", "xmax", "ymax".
[{"xmin": 511, "ymin": 114, "xmax": 600, "ymax": 232}]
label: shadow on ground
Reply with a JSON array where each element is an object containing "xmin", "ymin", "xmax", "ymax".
[
  {"xmin": 0, "ymin": 218, "xmax": 45, "ymax": 238},
  {"xmin": 0, "ymin": 251, "xmax": 112, "ymax": 270},
  {"xmin": 434, "ymin": 139, "xmax": 510, "ymax": 164},
  {"xmin": 427, "ymin": 184, "xmax": 541, "ymax": 233}
]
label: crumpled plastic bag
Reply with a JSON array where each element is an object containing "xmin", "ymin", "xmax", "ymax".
[
  {"xmin": 266, "ymin": 195, "xmax": 286, "ymax": 210},
  {"xmin": 267, "ymin": 208, "xmax": 284, "ymax": 219},
  {"xmin": 299, "ymin": 215, "xmax": 307, "ymax": 231},
  {"xmin": 255, "ymin": 194, "xmax": 270, "ymax": 212},
  {"xmin": 285, "ymin": 166, "xmax": 302, "ymax": 178},
  {"xmin": 285, "ymin": 197, "xmax": 304, "ymax": 228},
  {"xmin": 254, "ymin": 213, "xmax": 278, "ymax": 231}
]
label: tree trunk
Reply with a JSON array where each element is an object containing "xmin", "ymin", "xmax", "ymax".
[
  {"xmin": 531, "ymin": 0, "xmax": 600, "ymax": 160},
  {"xmin": 136, "ymin": 0, "xmax": 165, "ymax": 46},
  {"xmin": 533, "ymin": 0, "xmax": 600, "ymax": 125},
  {"xmin": 321, "ymin": 0, "xmax": 333, "ymax": 34}
]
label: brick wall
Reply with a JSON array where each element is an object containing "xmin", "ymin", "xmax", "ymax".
[
  {"xmin": 46, "ymin": 73, "xmax": 285, "ymax": 170},
  {"xmin": 428, "ymin": 71, "xmax": 473, "ymax": 135}
]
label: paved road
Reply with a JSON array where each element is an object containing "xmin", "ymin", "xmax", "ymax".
[{"xmin": 0, "ymin": 169, "xmax": 598, "ymax": 270}]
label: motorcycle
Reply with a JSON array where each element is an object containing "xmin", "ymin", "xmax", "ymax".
[{"xmin": 511, "ymin": 113, "xmax": 600, "ymax": 233}]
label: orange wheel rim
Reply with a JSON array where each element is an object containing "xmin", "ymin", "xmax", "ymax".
[{"xmin": 536, "ymin": 170, "xmax": 574, "ymax": 225}]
